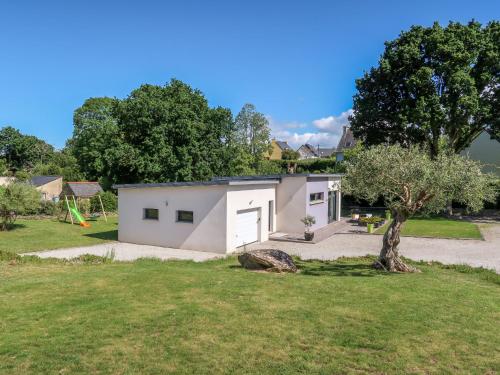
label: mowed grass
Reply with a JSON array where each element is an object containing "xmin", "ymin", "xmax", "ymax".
[
  {"xmin": 0, "ymin": 217, "xmax": 118, "ymax": 254},
  {"xmin": 376, "ymin": 217, "xmax": 482, "ymax": 239},
  {"xmin": 0, "ymin": 256, "xmax": 499, "ymax": 374}
]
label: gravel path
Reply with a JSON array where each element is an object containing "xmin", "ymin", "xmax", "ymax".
[
  {"xmin": 249, "ymin": 223, "xmax": 500, "ymax": 273},
  {"xmin": 24, "ymin": 242, "xmax": 223, "ymax": 262},
  {"xmin": 24, "ymin": 224, "xmax": 500, "ymax": 272}
]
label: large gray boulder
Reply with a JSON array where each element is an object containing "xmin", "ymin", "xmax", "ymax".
[{"xmin": 238, "ymin": 249, "xmax": 297, "ymax": 273}]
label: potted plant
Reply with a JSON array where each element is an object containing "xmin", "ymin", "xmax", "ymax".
[
  {"xmin": 367, "ymin": 222, "xmax": 375, "ymax": 233},
  {"xmin": 385, "ymin": 209, "xmax": 391, "ymax": 221},
  {"xmin": 359, "ymin": 216, "xmax": 384, "ymax": 228},
  {"xmin": 300, "ymin": 215, "xmax": 316, "ymax": 241}
]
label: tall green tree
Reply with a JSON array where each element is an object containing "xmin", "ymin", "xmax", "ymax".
[
  {"xmin": 344, "ymin": 145, "xmax": 496, "ymax": 272},
  {"xmin": 70, "ymin": 97, "xmax": 120, "ymax": 184},
  {"xmin": 0, "ymin": 126, "xmax": 54, "ymax": 170},
  {"xmin": 31, "ymin": 149, "xmax": 84, "ymax": 182},
  {"xmin": 234, "ymin": 104, "xmax": 272, "ymax": 164},
  {"xmin": 350, "ymin": 20, "xmax": 499, "ymax": 158},
  {"xmin": 69, "ymin": 79, "xmax": 241, "ymax": 186}
]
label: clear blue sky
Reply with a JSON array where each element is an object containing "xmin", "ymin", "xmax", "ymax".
[{"xmin": 0, "ymin": 0, "xmax": 498, "ymax": 149}]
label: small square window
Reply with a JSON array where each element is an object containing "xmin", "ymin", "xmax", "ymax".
[
  {"xmin": 309, "ymin": 192, "xmax": 324, "ymax": 204},
  {"xmin": 144, "ymin": 208, "xmax": 159, "ymax": 220},
  {"xmin": 177, "ymin": 210, "xmax": 193, "ymax": 223}
]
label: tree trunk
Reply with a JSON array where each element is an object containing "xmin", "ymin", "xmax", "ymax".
[
  {"xmin": 375, "ymin": 211, "xmax": 419, "ymax": 272},
  {"xmin": 446, "ymin": 200, "xmax": 453, "ymax": 216}
]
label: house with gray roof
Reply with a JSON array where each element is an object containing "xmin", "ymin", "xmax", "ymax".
[
  {"xmin": 297, "ymin": 144, "xmax": 336, "ymax": 159},
  {"xmin": 30, "ymin": 175, "xmax": 63, "ymax": 201},
  {"xmin": 336, "ymin": 126, "xmax": 358, "ymax": 161}
]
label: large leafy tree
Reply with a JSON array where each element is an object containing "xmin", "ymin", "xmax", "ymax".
[
  {"xmin": 234, "ymin": 104, "xmax": 272, "ymax": 165},
  {"xmin": 350, "ymin": 21, "xmax": 499, "ymax": 158},
  {"xmin": 114, "ymin": 80, "xmax": 236, "ymax": 183},
  {"xmin": 70, "ymin": 79, "xmax": 241, "ymax": 186},
  {"xmin": 344, "ymin": 145, "xmax": 496, "ymax": 272},
  {"xmin": 0, "ymin": 126, "xmax": 55, "ymax": 170},
  {"xmin": 70, "ymin": 97, "xmax": 120, "ymax": 183}
]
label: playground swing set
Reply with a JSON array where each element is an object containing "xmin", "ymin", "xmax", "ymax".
[
  {"xmin": 62, "ymin": 194, "xmax": 107, "ymax": 228},
  {"xmin": 59, "ymin": 181, "xmax": 107, "ymax": 228}
]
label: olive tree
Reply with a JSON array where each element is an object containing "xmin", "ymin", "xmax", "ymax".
[
  {"xmin": 0, "ymin": 182, "xmax": 41, "ymax": 230},
  {"xmin": 343, "ymin": 145, "xmax": 496, "ymax": 272}
]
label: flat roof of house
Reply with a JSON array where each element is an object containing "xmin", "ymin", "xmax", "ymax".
[{"xmin": 112, "ymin": 173, "xmax": 342, "ymax": 190}]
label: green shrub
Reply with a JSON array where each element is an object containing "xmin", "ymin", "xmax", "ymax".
[
  {"xmin": 0, "ymin": 182, "xmax": 41, "ymax": 230},
  {"xmin": 90, "ymin": 191, "xmax": 117, "ymax": 213},
  {"xmin": 359, "ymin": 216, "xmax": 384, "ymax": 225}
]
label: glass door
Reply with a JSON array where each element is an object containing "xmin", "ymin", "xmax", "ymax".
[{"xmin": 328, "ymin": 191, "xmax": 336, "ymax": 223}]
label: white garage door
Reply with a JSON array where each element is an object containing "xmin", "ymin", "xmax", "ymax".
[{"xmin": 235, "ymin": 209, "xmax": 259, "ymax": 248}]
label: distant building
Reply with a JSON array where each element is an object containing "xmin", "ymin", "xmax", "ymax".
[
  {"xmin": 265, "ymin": 140, "xmax": 293, "ymax": 160},
  {"xmin": 336, "ymin": 126, "xmax": 358, "ymax": 161},
  {"xmin": 297, "ymin": 144, "xmax": 335, "ymax": 160},
  {"xmin": 297, "ymin": 144, "xmax": 318, "ymax": 159},
  {"xmin": 30, "ymin": 176, "xmax": 63, "ymax": 201}
]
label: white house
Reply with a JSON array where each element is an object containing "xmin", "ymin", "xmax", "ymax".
[{"xmin": 113, "ymin": 174, "xmax": 342, "ymax": 254}]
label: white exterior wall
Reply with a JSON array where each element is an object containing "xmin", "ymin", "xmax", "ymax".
[
  {"xmin": 276, "ymin": 176, "xmax": 307, "ymax": 233},
  {"xmin": 118, "ymin": 185, "xmax": 228, "ymax": 253},
  {"xmin": 306, "ymin": 178, "xmax": 329, "ymax": 231},
  {"xmin": 226, "ymin": 184, "xmax": 277, "ymax": 253},
  {"xmin": 0, "ymin": 177, "xmax": 16, "ymax": 186}
]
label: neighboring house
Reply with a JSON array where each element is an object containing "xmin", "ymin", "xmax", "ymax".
[
  {"xmin": 336, "ymin": 126, "xmax": 358, "ymax": 161},
  {"xmin": 30, "ymin": 176, "xmax": 63, "ymax": 201},
  {"xmin": 114, "ymin": 173, "xmax": 342, "ymax": 254},
  {"xmin": 317, "ymin": 147, "xmax": 336, "ymax": 158},
  {"xmin": 0, "ymin": 176, "xmax": 16, "ymax": 186},
  {"xmin": 60, "ymin": 181, "xmax": 104, "ymax": 199},
  {"xmin": 297, "ymin": 144, "xmax": 318, "ymax": 159},
  {"xmin": 297, "ymin": 144, "xmax": 335, "ymax": 159},
  {"xmin": 462, "ymin": 132, "xmax": 500, "ymax": 176},
  {"xmin": 265, "ymin": 140, "xmax": 292, "ymax": 160}
]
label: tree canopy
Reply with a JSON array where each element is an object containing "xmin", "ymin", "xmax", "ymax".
[
  {"xmin": 0, "ymin": 126, "xmax": 55, "ymax": 170},
  {"xmin": 70, "ymin": 79, "xmax": 251, "ymax": 187},
  {"xmin": 350, "ymin": 20, "xmax": 499, "ymax": 158},
  {"xmin": 343, "ymin": 145, "xmax": 496, "ymax": 272},
  {"xmin": 234, "ymin": 103, "xmax": 272, "ymax": 165}
]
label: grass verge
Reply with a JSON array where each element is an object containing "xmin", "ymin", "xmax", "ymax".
[
  {"xmin": 375, "ymin": 216, "xmax": 482, "ymax": 239},
  {"xmin": 0, "ymin": 216, "xmax": 118, "ymax": 254},
  {"xmin": 0, "ymin": 255, "xmax": 498, "ymax": 374}
]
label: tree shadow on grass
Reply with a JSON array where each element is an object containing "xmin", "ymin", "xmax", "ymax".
[
  {"xmin": 295, "ymin": 258, "xmax": 395, "ymax": 277},
  {"xmin": 3, "ymin": 223, "xmax": 27, "ymax": 231},
  {"xmin": 84, "ymin": 230, "xmax": 118, "ymax": 241}
]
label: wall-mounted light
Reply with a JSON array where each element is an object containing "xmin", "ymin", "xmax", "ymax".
[{"xmin": 165, "ymin": 201, "xmax": 169, "ymax": 207}]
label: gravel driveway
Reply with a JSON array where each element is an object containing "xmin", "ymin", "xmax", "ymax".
[
  {"xmin": 248, "ymin": 223, "xmax": 500, "ymax": 273},
  {"xmin": 24, "ymin": 224, "xmax": 500, "ymax": 272}
]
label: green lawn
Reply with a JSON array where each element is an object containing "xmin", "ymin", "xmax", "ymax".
[
  {"xmin": 0, "ymin": 256, "xmax": 498, "ymax": 374},
  {"xmin": 376, "ymin": 216, "xmax": 482, "ymax": 239},
  {"xmin": 0, "ymin": 216, "xmax": 118, "ymax": 254}
]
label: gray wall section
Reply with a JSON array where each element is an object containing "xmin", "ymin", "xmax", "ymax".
[
  {"xmin": 462, "ymin": 132, "xmax": 500, "ymax": 175},
  {"xmin": 306, "ymin": 179, "xmax": 329, "ymax": 231}
]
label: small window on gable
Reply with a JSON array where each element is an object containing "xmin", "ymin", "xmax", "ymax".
[
  {"xmin": 144, "ymin": 208, "xmax": 159, "ymax": 220},
  {"xmin": 309, "ymin": 192, "xmax": 324, "ymax": 204},
  {"xmin": 177, "ymin": 210, "xmax": 194, "ymax": 223}
]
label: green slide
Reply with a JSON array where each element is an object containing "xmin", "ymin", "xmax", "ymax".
[{"xmin": 70, "ymin": 206, "xmax": 90, "ymax": 227}]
